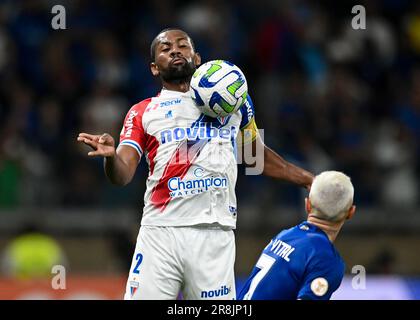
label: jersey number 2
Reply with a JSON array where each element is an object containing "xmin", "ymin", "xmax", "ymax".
[{"xmin": 133, "ymin": 253, "xmax": 143, "ymax": 274}]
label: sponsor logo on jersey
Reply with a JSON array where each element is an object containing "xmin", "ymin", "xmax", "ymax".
[
  {"xmin": 146, "ymin": 98, "xmax": 182, "ymax": 112},
  {"xmin": 161, "ymin": 123, "xmax": 236, "ymax": 144},
  {"xmin": 125, "ymin": 110, "xmax": 138, "ymax": 138},
  {"xmin": 168, "ymin": 176, "xmax": 228, "ymax": 198},
  {"xmin": 244, "ymin": 99, "xmax": 253, "ymax": 122},
  {"xmin": 165, "ymin": 110, "xmax": 173, "ymax": 118},
  {"xmin": 201, "ymin": 285, "xmax": 231, "ymax": 299},
  {"xmin": 160, "ymin": 98, "xmax": 181, "ymax": 107},
  {"xmin": 193, "ymin": 167, "xmax": 205, "ymax": 177}
]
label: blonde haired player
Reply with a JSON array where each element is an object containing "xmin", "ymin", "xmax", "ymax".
[
  {"xmin": 239, "ymin": 171, "xmax": 356, "ymax": 300},
  {"xmin": 77, "ymin": 28, "xmax": 313, "ymax": 300}
]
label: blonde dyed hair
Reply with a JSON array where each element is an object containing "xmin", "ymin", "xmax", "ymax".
[{"xmin": 309, "ymin": 171, "xmax": 354, "ymax": 221}]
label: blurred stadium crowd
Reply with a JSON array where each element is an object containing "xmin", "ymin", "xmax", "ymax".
[{"xmin": 0, "ymin": 0, "xmax": 419, "ymax": 215}]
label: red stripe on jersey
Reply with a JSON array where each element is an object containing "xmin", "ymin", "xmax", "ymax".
[
  {"xmin": 145, "ymin": 134, "xmax": 159, "ymax": 176},
  {"xmin": 119, "ymin": 98, "xmax": 152, "ymax": 153},
  {"xmin": 149, "ymin": 139, "xmax": 207, "ymax": 212}
]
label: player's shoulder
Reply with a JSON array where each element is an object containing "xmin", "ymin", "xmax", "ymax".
[
  {"xmin": 239, "ymin": 94, "xmax": 254, "ymax": 116},
  {"xmin": 305, "ymin": 231, "xmax": 344, "ymax": 268},
  {"xmin": 238, "ymin": 94, "xmax": 256, "ymax": 130},
  {"xmin": 296, "ymin": 222, "xmax": 329, "ymax": 240},
  {"xmin": 291, "ymin": 222, "xmax": 337, "ymax": 254},
  {"xmin": 130, "ymin": 97, "xmax": 154, "ymax": 114}
]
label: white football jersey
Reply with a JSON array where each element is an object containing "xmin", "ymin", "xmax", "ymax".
[{"xmin": 119, "ymin": 88, "xmax": 255, "ymax": 229}]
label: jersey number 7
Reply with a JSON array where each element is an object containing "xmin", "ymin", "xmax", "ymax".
[{"xmin": 242, "ymin": 253, "xmax": 275, "ymax": 300}]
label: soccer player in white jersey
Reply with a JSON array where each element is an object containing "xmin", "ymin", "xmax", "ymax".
[{"xmin": 77, "ymin": 28, "xmax": 314, "ymax": 300}]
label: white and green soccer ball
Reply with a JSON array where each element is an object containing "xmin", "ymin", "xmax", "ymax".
[{"xmin": 190, "ymin": 60, "xmax": 248, "ymax": 118}]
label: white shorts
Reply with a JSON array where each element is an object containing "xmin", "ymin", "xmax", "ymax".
[{"xmin": 123, "ymin": 225, "xmax": 236, "ymax": 300}]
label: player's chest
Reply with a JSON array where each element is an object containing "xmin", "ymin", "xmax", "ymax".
[
  {"xmin": 143, "ymin": 97, "xmax": 200, "ymax": 131},
  {"xmin": 143, "ymin": 98, "xmax": 242, "ymax": 139}
]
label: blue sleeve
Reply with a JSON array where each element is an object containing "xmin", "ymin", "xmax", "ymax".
[
  {"xmin": 239, "ymin": 94, "xmax": 255, "ymax": 129},
  {"xmin": 297, "ymin": 256, "xmax": 345, "ymax": 300}
]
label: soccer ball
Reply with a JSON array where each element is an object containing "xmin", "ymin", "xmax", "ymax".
[{"xmin": 190, "ymin": 60, "xmax": 248, "ymax": 118}]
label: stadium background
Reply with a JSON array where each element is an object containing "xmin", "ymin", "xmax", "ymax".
[{"xmin": 0, "ymin": 0, "xmax": 419, "ymax": 299}]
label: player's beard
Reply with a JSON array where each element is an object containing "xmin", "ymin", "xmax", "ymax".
[{"xmin": 160, "ymin": 59, "xmax": 197, "ymax": 84}]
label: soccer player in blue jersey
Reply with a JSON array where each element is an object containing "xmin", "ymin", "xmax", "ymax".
[{"xmin": 238, "ymin": 171, "xmax": 356, "ymax": 300}]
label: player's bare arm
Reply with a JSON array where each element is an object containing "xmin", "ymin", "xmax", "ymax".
[
  {"xmin": 259, "ymin": 135, "xmax": 314, "ymax": 190},
  {"xmin": 77, "ymin": 133, "xmax": 139, "ymax": 186},
  {"xmin": 240, "ymin": 121, "xmax": 314, "ymax": 190}
]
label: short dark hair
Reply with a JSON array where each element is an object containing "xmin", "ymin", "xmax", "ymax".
[{"xmin": 150, "ymin": 28, "xmax": 195, "ymax": 62}]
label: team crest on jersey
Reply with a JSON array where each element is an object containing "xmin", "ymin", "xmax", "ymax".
[
  {"xmin": 130, "ymin": 281, "xmax": 139, "ymax": 297},
  {"xmin": 216, "ymin": 115, "xmax": 231, "ymax": 126}
]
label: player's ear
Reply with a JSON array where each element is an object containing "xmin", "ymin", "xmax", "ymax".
[
  {"xmin": 194, "ymin": 52, "xmax": 201, "ymax": 67},
  {"xmin": 305, "ymin": 198, "xmax": 311, "ymax": 215},
  {"xmin": 150, "ymin": 62, "xmax": 160, "ymax": 77},
  {"xmin": 346, "ymin": 205, "xmax": 356, "ymax": 220}
]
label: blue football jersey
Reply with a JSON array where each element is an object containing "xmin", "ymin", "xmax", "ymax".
[{"xmin": 238, "ymin": 221, "xmax": 345, "ymax": 300}]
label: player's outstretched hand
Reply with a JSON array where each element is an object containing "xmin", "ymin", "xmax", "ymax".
[{"xmin": 77, "ymin": 133, "xmax": 116, "ymax": 158}]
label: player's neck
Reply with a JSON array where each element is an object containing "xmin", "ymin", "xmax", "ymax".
[
  {"xmin": 306, "ymin": 215, "xmax": 345, "ymax": 242},
  {"xmin": 162, "ymin": 80, "xmax": 190, "ymax": 93}
]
